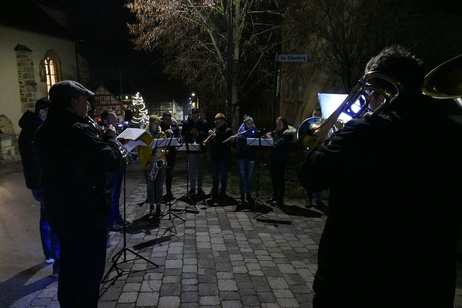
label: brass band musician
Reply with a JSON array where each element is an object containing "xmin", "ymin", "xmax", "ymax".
[
  {"xmin": 160, "ymin": 111, "xmax": 180, "ymax": 198},
  {"xmin": 138, "ymin": 115, "xmax": 168, "ymax": 216}
]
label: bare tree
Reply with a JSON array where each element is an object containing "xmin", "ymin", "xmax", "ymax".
[
  {"xmin": 285, "ymin": 0, "xmax": 415, "ymax": 93},
  {"xmin": 126, "ymin": 0, "xmax": 287, "ymax": 126}
]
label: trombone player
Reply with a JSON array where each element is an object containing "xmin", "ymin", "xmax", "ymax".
[{"xmin": 299, "ymin": 45, "xmax": 462, "ymax": 308}]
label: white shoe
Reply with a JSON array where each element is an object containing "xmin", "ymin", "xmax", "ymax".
[{"xmin": 46, "ymin": 258, "xmax": 55, "ymax": 264}]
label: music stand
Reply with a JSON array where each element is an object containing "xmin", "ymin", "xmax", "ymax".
[
  {"xmin": 151, "ymin": 137, "xmax": 186, "ymax": 235},
  {"xmin": 100, "ymin": 159, "xmax": 159, "ymax": 297},
  {"xmin": 175, "ymin": 142, "xmax": 201, "ymax": 213},
  {"xmin": 247, "ymin": 137, "xmax": 274, "ymax": 219}
]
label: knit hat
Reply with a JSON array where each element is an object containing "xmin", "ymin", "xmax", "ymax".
[
  {"xmin": 35, "ymin": 97, "xmax": 51, "ymax": 113},
  {"xmin": 243, "ymin": 116, "xmax": 254, "ymax": 124},
  {"xmin": 149, "ymin": 115, "xmax": 161, "ymax": 123}
]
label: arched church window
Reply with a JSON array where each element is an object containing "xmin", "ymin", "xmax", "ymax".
[{"xmin": 44, "ymin": 50, "xmax": 62, "ymax": 94}]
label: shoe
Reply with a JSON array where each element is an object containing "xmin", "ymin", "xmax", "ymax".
[
  {"xmin": 266, "ymin": 197, "xmax": 276, "ymax": 204},
  {"xmin": 108, "ymin": 223, "xmax": 123, "ymax": 232},
  {"xmin": 197, "ymin": 188, "xmax": 205, "ymax": 196},
  {"xmin": 316, "ymin": 199, "xmax": 326, "ymax": 207},
  {"xmin": 45, "ymin": 258, "xmax": 55, "ymax": 264},
  {"xmin": 246, "ymin": 193, "xmax": 254, "ymax": 205},
  {"xmin": 166, "ymin": 191, "xmax": 174, "ymax": 198},
  {"xmin": 51, "ymin": 272, "xmax": 59, "ymax": 279},
  {"xmin": 188, "ymin": 189, "xmax": 195, "ymax": 196},
  {"xmin": 155, "ymin": 205, "xmax": 161, "ymax": 217},
  {"xmin": 268, "ymin": 200, "xmax": 277, "ymax": 206},
  {"xmin": 210, "ymin": 189, "xmax": 219, "ymax": 196},
  {"xmin": 219, "ymin": 190, "xmax": 227, "ymax": 198},
  {"xmin": 305, "ymin": 198, "xmax": 312, "ymax": 208},
  {"xmin": 276, "ymin": 199, "xmax": 284, "ymax": 207},
  {"xmin": 115, "ymin": 217, "xmax": 131, "ymax": 227}
]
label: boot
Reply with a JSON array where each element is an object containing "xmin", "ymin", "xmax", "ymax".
[
  {"xmin": 155, "ymin": 205, "xmax": 161, "ymax": 216},
  {"xmin": 246, "ymin": 193, "xmax": 254, "ymax": 205},
  {"xmin": 240, "ymin": 194, "xmax": 248, "ymax": 204},
  {"xmin": 266, "ymin": 196, "xmax": 276, "ymax": 204},
  {"xmin": 149, "ymin": 204, "xmax": 154, "ymax": 215}
]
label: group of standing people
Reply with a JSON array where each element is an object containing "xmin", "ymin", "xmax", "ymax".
[
  {"xmin": 16, "ymin": 45, "xmax": 462, "ymax": 308},
  {"xmin": 137, "ymin": 107, "xmax": 299, "ymax": 213}
]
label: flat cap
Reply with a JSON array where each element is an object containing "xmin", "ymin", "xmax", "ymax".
[{"xmin": 49, "ymin": 80, "xmax": 94, "ymax": 101}]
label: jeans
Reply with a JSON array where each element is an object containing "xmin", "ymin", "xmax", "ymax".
[
  {"xmin": 188, "ymin": 153, "xmax": 204, "ymax": 190},
  {"xmin": 165, "ymin": 150, "xmax": 177, "ymax": 193},
  {"xmin": 55, "ymin": 227, "xmax": 107, "ymax": 308},
  {"xmin": 32, "ymin": 189, "xmax": 60, "ymax": 271},
  {"xmin": 143, "ymin": 167, "xmax": 166, "ymax": 206},
  {"xmin": 106, "ymin": 170, "xmax": 123, "ymax": 225},
  {"xmin": 211, "ymin": 158, "xmax": 229, "ymax": 193},
  {"xmin": 237, "ymin": 159, "xmax": 255, "ymax": 194}
]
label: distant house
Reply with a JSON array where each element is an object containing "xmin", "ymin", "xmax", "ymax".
[
  {"xmin": 92, "ymin": 84, "xmax": 124, "ymax": 124},
  {"xmin": 0, "ymin": 0, "xmax": 90, "ymax": 162}
]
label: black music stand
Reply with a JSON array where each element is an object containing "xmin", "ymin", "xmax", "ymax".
[
  {"xmin": 100, "ymin": 160, "xmax": 159, "ymax": 297},
  {"xmin": 152, "ymin": 137, "xmax": 186, "ymax": 236},
  {"xmin": 246, "ymin": 137, "xmax": 274, "ymax": 219},
  {"xmin": 174, "ymin": 142, "xmax": 201, "ymax": 213}
]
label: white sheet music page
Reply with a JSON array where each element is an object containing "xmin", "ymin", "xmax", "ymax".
[{"xmin": 117, "ymin": 128, "xmax": 146, "ymax": 141}]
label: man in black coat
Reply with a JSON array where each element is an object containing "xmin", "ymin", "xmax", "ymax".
[
  {"xmin": 181, "ymin": 108, "xmax": 208, "ymax": 196},
  {"xmin": 18, "ymin": 97, "xmax": 60, "ymax": 276},
  {"xmin": 299, "ymin": 45, "xmax": 462, "ymax": 308},
  {"xmin": 207, "ymin": 113, "xmax": 233, "ymax": 198},
  {"xmin": 34, "ymin": 80, "xmax": 122, "ymax": 308}
]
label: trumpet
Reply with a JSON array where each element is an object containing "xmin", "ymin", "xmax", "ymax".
[
  {"xmin": 202, "ymin": 128, "xmax": 217, "ymax": 146},
  {"xmin": 222, "ymin": 128, "xmax": 253, "ymax": 143}
]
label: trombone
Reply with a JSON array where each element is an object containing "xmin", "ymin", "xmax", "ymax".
[
  {"xmin": 297, "ymin": 54, "xmax": 462, "ymax": 150},
  {"xmin": 202, "ymin": 128, "xmax": 217, "ymax": 146}
]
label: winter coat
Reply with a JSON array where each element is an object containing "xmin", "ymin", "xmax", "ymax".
[{"xmin": 18, "ymin": 110, "xmax": 43, "ymax": 190}]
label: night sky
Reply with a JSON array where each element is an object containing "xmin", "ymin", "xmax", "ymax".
[{"xmin": 38, "ymin": 0, "xmax": 179, "ymax": 103}]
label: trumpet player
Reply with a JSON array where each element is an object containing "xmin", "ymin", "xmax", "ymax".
[
  {"xmin": 208, "ymin": 113, "xmax": 233, "ymax": 198},
  {"xmin": 138, "ymin": 115, "xmax": 168, "ymax": 216},
  {"xmin": 160, "ymin": 111, "xmax": 180, "ymax": 198}
]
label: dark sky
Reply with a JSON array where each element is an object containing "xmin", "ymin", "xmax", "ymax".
[{"xmin": 40, "ymin": 0, "xmax": 180, "ymax": 103}]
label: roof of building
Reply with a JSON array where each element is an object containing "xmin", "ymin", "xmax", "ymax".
[{"xmin": 0, "ymin": 0, "xmax": 81, "ymax": 41}]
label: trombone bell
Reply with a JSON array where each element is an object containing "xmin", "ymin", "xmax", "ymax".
[{"xmin": 423, "ymin": 54, "xmax": 462, "ymax": 99}]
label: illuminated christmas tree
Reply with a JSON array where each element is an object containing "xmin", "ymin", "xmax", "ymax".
[{"xmin": 131, "ymin": 92, "xmax": 149, "ymax": 126}]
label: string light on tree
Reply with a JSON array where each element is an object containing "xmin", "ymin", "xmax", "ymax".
[{"xmin": 131, "ymin": 92, "xmax": 149, "ymax": 126}]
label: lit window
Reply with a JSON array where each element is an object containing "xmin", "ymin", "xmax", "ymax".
[{"xmin": 44, "ymin": 50, "xmax": 62, "ymax": 95}]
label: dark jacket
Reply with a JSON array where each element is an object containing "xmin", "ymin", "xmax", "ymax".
[
  {"xmin": 18, "ymin": 110, "xmax": 43, "ymax": 190},
  {"xmin": 34, "ymin": 107, "xmax": 122, "ymax": 233},
  {"xmin": 270, "ymin": 125, "xmax": 295, "ymax": 162},
  {"xmin": 235, "ymin": 124, "xmax": 257, "ymax": 160},
  {"xmin": 299, "ymin": 94, "xmax": 462, "ymax": 307},
  {"xmin": 181, "ymin": 115, "xmax": 208, "ymax": 153},
  {"xmin": 210, "ymin": 123, "xmax": 233, "ymax": 160},
  {"xmin": 160, "ymin": 119, "xmax": 180, "ymax": 154}
]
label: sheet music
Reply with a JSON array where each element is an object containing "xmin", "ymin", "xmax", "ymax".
[
  {"xmin": 247, "ymin": 137, "xmax": 274, "ymax": 146},
  {"xmin": 176, "ymin": 143, "xmax": 201, "ymax": 152},
  {"xmin": 123, "ymin": 140, "xmax": 147, "ymax": 152},
  {"xmin": 150, "ymin": 138, "xmax": 182, "ymax": 148},
  {"xmin": 116, "ymin": 128, "xmax": 146, "ymax": 141}
]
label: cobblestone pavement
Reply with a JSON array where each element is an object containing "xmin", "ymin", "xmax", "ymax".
[{"xmin": 4, "ymin": 154, "xmax": 462, "ymax": 307}]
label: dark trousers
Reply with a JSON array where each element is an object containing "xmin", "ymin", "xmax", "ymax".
[
  {"xmin": 106, "ymin": 170, "xmax": 123, "ymax": 225},
  {"xmin": 269, "ymin": 159, "xmax": 287, "ymax": 201},
  {"xmin": 211, "ymin": 158, "xmax": 229, "ymax": 193},
  {"xmin": 165, "ymin": 150, "xmax": 177, "ymax": 193},
  {"xmin": 56, "ymin": 227, "xmax": 107, "ymax": 308}
]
